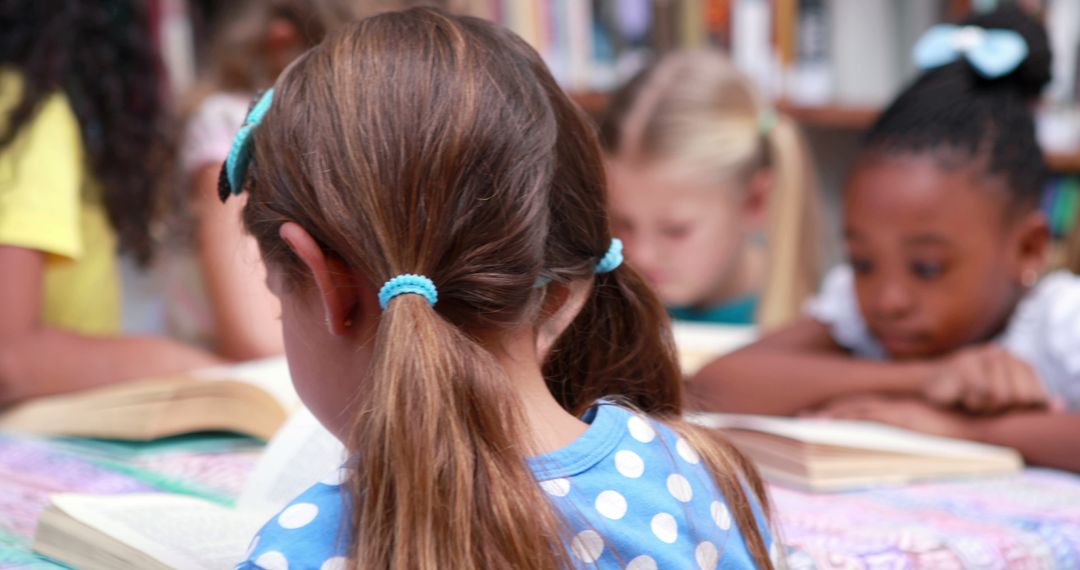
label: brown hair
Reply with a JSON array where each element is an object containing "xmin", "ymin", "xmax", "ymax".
[
  {"xmin": 191, "ymin": 0, "xmax": 459, "ymax": 101},
  {"xmin": 243, "ymin": 9, "xmax": 773, "ymax": 569},
  {"xmin": 600, "ymin": 50, "xmax": 823, "ymax": 329}
]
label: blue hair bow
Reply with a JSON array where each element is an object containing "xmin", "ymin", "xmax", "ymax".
[
  {"xmin": 912, "ymin": 24, "xmax": 1028, "ymax": 79},
  {"xmin": 218, "ymin": 88, "xmax": 275, "ymax": 201}
]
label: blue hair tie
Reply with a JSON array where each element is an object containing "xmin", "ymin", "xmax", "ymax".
[
  {"xmin": 913, "ymin": 24, "xmax": 1028, "ymax": 79},
  {"xmin": 594, "ymin": 238, "xmax": 623, "ymax": 274},
  {"xmin": 378, "ymin": 274, "xmax": 438, "ymax": 310},
  {"xmin": 533, "ymin": 238, "xmax": 624, "ymax": 288},
  {"xmin": 219, "ymin": 89, "xmax": 275, "ymax": 201}
]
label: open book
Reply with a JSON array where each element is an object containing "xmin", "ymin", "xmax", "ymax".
[
  {"xmin": 691, "ymin": 413, "xmax": 1024, "ymax": 492},
  {"xmin": 0, "ymin": 357, "xmax": 295, "ymax": 441},
  {"xmin": 33, "ymin": 408, "xmax": 346, "ymax": 570},
  {"xmin": 671, "ymin": 322, "xmax": 756, "ymax": 376}
]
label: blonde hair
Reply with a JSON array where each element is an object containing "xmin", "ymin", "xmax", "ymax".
[
  {"xmin": 601, "ymin": 50, "xmax": 823, "ymax": 328},
  {"xmin": 244, "ymin": 10, "xmax": 774, "ymax": 568}
]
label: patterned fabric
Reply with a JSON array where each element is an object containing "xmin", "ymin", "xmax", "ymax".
[
  {"xmin": 2, "ymin": 429, "xmax": 1080, "ymax": 569},
  {"xmin": 238, "ymin": 403, "xmax": 771, "ymax": 569}
]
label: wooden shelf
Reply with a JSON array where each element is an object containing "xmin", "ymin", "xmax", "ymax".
[
  {"xmin": 775, "ymin": 100, "xmax": 879, "ymax": 130},
  {"xmin": 569, "ymin": 91, "xmax": 1080, "ymax": 172},
  {"xmin": 1049, "ymin": 151, "xmax": 1080, "ymax": 173}
]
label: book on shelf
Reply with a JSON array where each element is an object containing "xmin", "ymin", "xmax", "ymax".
[
  {"xmin": 0, "ymin": 357, "xmax": 295, "ymax": 441},
  {"xmin": 690, "ymin": 412, "xmax": 1023, "ymax": 492},
  {"xmin": 33, "ymin": 408, "xmax": 346, "ymax": 570}
]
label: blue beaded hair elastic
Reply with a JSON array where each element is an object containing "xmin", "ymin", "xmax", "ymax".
[
  {"xmin": 378, "ymin": 274, "xmax": 439, "ymax": 310},
  {"xmin": 533, "ymin": 238, "xmax": 623, "ymax": 288},
  {"xmin": 594, "ymin": 238, "xmax": 623, "ymax": 274},
  {"xmin": 218, "ymin": 88, "xmax": 275, "ymax": 202}
]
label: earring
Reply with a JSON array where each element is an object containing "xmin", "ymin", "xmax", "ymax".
[{"xmin": 1021, "ymin": 269, "xmax": 1038, "ymax": 289}]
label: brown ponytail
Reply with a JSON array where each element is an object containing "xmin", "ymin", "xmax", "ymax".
[{"xmin": 243, "ymin": 8, "xmax": 773, "ymax": 569}]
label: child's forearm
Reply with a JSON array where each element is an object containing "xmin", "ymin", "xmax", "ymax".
[
  {"xmin": 973, "ymin": 413, "xmax": 1080, "ymax": 472},
  {"xmin": 0, "ymin": 328, "xmax": 223, "ymax": 405},
  {"xmin": 689, "ymin": 349, "xmax": 933, "ymax": 416}
]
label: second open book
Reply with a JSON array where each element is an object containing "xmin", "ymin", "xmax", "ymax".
[{"xmin": 33, "ymin": 409, "xmax": 347, "ymax": 570}]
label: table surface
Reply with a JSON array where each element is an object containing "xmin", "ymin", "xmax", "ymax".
[{"xmin": 2, "ymin": 431, "xmax": 1079, "ymax": 570}]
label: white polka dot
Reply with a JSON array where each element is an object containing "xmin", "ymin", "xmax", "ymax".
[
  {"xmin": 627, "ymin": 415, "xmax": 656, "ymax": 443},
  {"xmin": 667, "ymin": 473, "xmax": 693, "ymax": 502},
  {"xmin": 243, "ymin": 535, "xmax": 260, "ymax": 559},
  {"xmin": 615, "ymin": 450, "xmax": 645, "ymax": 478},
  {"xmin": 277, "ymin": 502, "xmax": 319, "ymax": 529},
  {"xmin": 570, "ymin": 530, "xmax": 605, "ymax": 563},
  {"xmin": 255, "ymin": 551, "xmax": 289, "ymax": 570},
  {"xmin": 711, "ymin": 501, "xmax": 732, "ymax": 530},
  {"xmin": 650, "ymin": 512, "xmax": 678, "ymax": 544},
  {"xmin": 676, "ymin": 438, "xmax": 701, "ymax": 464},
  {"xmin": 320, "ymin": 467, "xmax": 348, "ymax": 486},
  {"xmin": 770, "ymin": 541, "xmax": 784, "ymax": 565},
  {"xmin": 321, "ymin": 557, "xmax": 347, "ymax": 570},
  {"xmin": 540, "ymin": 478, "xmax": 571, "ymax": 497},
  {"xmin": 696, "ymin": 541, "xmax": 720, "ymax": 570},
  {"xmin": 595, "ymin": 490, "xmax": 628, "ymax": 520},
  {"xmin": 625, "ymin": 554, "xmax": 658, "ymax": 570}
]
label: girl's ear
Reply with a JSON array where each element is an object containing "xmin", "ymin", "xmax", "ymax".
[
  {"xmin": 536, "ymin": 279, "xmax": 592, "ymax": 360},
  {"xmin": 742, "ymin": 168, "xmax": 773, "ymax": 228},
  {"xmin": 1012, "ymin": 211, "xmax": 1051, "ymax": 283},
  {"xmin": 279, "ymin": 221, "xmax": 370, "ymax": 336}
]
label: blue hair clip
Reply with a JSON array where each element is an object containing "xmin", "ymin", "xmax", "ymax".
[
  {"xmin": 218, "ymin": 88, "xmax": 275, "ymax": 201},
  {"xmin": 913, "ymin": 24, "xmax": 1028, "ymax": 79},
  {"xmin": 378, "ymin": 274, "xmax": 439, "ymax": 310},
  {"xmin": 594, "ymin": 238, "xmax": 623, "ymax": 274}
]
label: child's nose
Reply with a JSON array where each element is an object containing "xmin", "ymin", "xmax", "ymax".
[{"xmin": 873, "ymin": 281, "xmax": 915, "ymax": 319}]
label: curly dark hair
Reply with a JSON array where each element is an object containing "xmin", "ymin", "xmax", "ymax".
[
  {"xmin": 862, "ymin": 4, "xmax": 1051, "ymax": 210},
  {"xmin": 0, "ymin": 0, "xmax": 170, "ymax": 263}
]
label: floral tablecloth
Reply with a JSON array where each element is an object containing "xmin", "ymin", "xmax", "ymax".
[{"xmin": 1, "ymin": 431, "xmax": 1078, "ymax": 569}]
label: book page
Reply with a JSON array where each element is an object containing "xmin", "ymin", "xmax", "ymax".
[
  {"xmin": 690, "ymin": 413, "xmax": 1020, "ymax": 460},
  {"xmin": 192, "ymin": 356, "xmax": 299, "ymax": 411},
  {"xmin": 236, "ymin": 407, "xmax": 347, "ymax": 515},
  {"xmin": 48, "ymin": 493, "xmax": 265, "ymax": 570},
  {"xmin": 672, "ymin": 323, "xmax": 757, "ymax": 376}
]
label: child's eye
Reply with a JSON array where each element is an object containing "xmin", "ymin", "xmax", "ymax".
[
  {"xmin": 851, "ymin": 258, "xmax": 875, "ymax": 275},
  {"xmin": 910, "ymin": 260, "xmax": 946, "ymax": 280}
]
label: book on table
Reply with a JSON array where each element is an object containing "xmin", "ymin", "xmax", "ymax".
[
  {"xmin": 32, "ymin": 408, "xmax": 346, "ymax": 570},
  {"xmin": 0, "ymin": 322, "xmax": 751, "ymax": 443},
  {"xmin": 690, "ymin": 413, "xmax": 1024, "ymax": 492},
  {"xmin": 0, "ymin": 357, "xmax": 295, "ymax": 441}
]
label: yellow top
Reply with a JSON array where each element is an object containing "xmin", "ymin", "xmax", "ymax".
[{"xmin": 0, "ymin": 70, "xmax": 120, "ymax": 334}]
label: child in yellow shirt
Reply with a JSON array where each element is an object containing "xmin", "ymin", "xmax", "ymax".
[{"xmin": 0, "ymin": 1, "xmax": 219, "ymax": 404}]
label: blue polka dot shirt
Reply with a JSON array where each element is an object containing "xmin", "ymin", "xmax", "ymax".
[{"xmin": 237, "ymin": 402, "xmax": 773, "ymax": 569}]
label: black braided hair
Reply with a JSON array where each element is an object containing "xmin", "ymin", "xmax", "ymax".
[
  {"xmin": 0, "ymin": 0, "xmax": 170, "ymax": 264},
  {"xmin": 862, "ymin": 5, "xmax": 1052, "ymax": 210}
]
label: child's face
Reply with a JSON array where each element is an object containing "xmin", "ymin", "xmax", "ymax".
[
  {"xmin": 844, "ymin": 156, "xmax": 1035, "ymax": 360},
  {"xmin": 607, "ymin": 159, "xmax": 760, "ymax": 308}
]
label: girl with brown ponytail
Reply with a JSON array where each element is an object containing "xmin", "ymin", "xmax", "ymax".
[{"xmin": 226, "ymin": 8, "xmax": 776, "ymax": 569}]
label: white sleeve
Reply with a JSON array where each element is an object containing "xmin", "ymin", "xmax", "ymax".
[
  {"xmin": 1037, "ymin": 272, "xmax": 1080, "ymax": 411},
  {"xmin": 804, "ymin": 265, "xmax": 886, "ymax": 359},
  {"xmin": 180, "ymin": 93, "xmax": 251, "ymax": 177}
]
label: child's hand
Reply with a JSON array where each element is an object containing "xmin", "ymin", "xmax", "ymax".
[
  {"xmin": 814, "ymin": 395, "xmax": 979, "ymax": 440},
  {"xmin": 925, "ymin": 345, "xmax": 1049, "ymax": 414}
]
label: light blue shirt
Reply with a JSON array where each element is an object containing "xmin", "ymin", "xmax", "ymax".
[{"xmin": 237, "ymin": 403, "xmax": 772, "ymax": 569}]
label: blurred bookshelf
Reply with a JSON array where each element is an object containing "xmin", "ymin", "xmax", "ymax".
[
  {"xmin": 569, "ymin": 89, "xmax": 1080, "ymax": 172},
  {"xmin": 466, "ymin": 0, "xmax": 1079, "ymax": 178}
]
